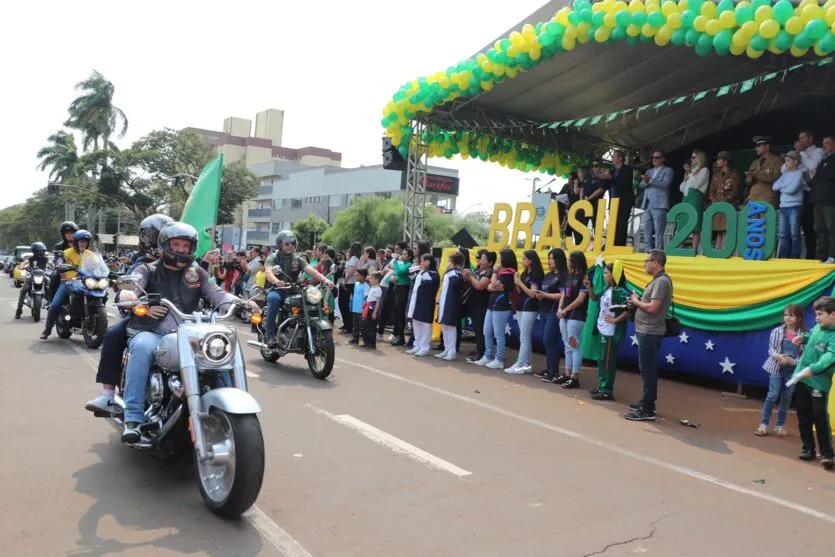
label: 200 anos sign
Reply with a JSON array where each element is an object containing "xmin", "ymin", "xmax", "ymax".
[{"xmin": 487, "ymin": 199, "xmax": 777, "ymax": 260}]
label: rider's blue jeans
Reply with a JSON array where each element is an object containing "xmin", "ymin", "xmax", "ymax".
[
  {"xmin": 44, "ymin": 282, "xmax": 69, "ymax": 332},
  {"xmin": 265, "ymin": 290, "xmax": 285, "ymax": 339},
  {"xmin": 124, "ymin": 331, "xmax": 161, "ymax": 423}
]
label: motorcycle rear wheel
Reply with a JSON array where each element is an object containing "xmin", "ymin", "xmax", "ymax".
[
  {"xmin": 196, "ymin": 408, "xmax": 265, "ymax": 519},
  {"xmin": 84, "ymin": 306, "xmax": 108, "ymax": 349},
  {"xmin": 31, "ymin": 295, "xmax": 42, "ymax": 322},
  {"xmin": 307, "ymin": 330, "xmax": 335, "ymax": 380}
]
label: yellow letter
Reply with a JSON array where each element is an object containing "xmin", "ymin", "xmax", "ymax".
[
  {"xmin": 593, "ymin": 198, "xmax": 607, "ymax": 253},
  {"xmin": 487, "ymin": 203, "xmax": 513, "ymax": 250},
  {"xmin": 512, "ymin": 202, "xmax": 536, "ymax": 250},
  {"xmin": 566, "ymin": 200, "xmax": 593, "ymax": 252},
  {"xmin": 538, "ymin": 200, "xmax": 563, "ymax": 249},
  {"xmin": 602, "ymin": 197, "xmax": 635, "ymax": 255}
]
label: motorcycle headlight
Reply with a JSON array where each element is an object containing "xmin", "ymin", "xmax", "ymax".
[
  {"xmin": 305, "ymin": 286, "xmax": 322, "ymax": 304},
  {"xmin": 97, "ymin": 278, "xmax": 109, "ymax": 289},
  {"xmin": 201, "ymin": 333, "xmax": 231, "ymax": 363},
  {"xmin": 33, "ymin": 276, "xmax": 43, "ymax": 284},
  {"xmin": 84, "ymin": 277, "xmax": 97, "ymax": 289}
]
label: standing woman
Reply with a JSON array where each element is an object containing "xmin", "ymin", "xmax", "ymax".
[
  {"xmin": 463, "ymin": 250, "xmax": 495, "ymax": 364},
  {"xmin": 406, "ymin": 254, "xmax": 440, "ymax": 357},
  {"xmin": 389, "ymin": 249, "xmax": 412, "ymax": 346},
  {"xmin": 535, "ymin": 248, "xmax": 568, "ymax": 381},
  {"xmin": 436, "ymin": 252, "xmax": 465, "ymax": 361},
  {"xmin": 507, "ymin": 250, "xmax": 545, "ymax": 374},
  {"xmin": 555, "ymin": 251, "xmax": 589, "ymax": 389},
  {"xmin": 475, "ymin": 248, "xmax": 518, "ymax": 370},
  {"xmin": 340, "ymin": 243, "xmax": 362, "ymax": 333},
  {"xmin": 406, "ymin": 241, "xmax": 431, "ymax": 348},
  {"xmin": 680, "ymin": 149, "xmax": 710, "ymax": 251}
]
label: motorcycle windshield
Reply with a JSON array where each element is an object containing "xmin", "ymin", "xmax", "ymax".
[{"xmin": 80, "ymin": 252, "xmax": 110, "ymax": 279}]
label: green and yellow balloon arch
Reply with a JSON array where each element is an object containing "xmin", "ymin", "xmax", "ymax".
[{"xmin": 382, "ymin": 0, "xmax": 835, "ymax": 175}]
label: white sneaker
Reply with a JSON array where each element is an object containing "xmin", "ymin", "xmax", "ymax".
[
  {"xmin": 387, "ymin": 335, "xmax": 395, "ymax": 342},
  {"xmin": 472, "ymin": 356, "xmax": 491, "ymax": 366},
  {"xmin": 517, "ymin": 364, "xmax": 533, "ymax": 374},
  {"xmin": 504, "ymin": 363, "xmax": 520, "ymax": 373},
  {"xmin": 85, "ymin": 392, "xmax": 120, "ymax": 414},
  {"xmin": 485, "ymin": 359, "xmax": 504, "ymax": 369},
  {"xmin": 435, "ymin": 351, "xmax": 448, "ymax": 359},
  {"xmin": 405, "ymin": 347, "xmax": 418, "ymax": 355},
  {"xmin": 826, "ymin": 258, "xmax": 835, "ymax": 264},
  {"xmin": 443, "ymin": 353, "xmax": 456, "ymax": 361},
  {"xmin": 504, "ymin": 364, "xmax": 525, "ymax": 375},
  {"xmin": 415, "ymin": 349, "xmax": 430, "ymax": 357}
]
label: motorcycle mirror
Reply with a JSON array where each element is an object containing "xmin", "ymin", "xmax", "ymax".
[{"xmin": 116, "ymin": 274, "xmax": 141, "ymax": 287}]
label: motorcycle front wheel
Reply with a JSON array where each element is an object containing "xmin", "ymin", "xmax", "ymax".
[
  {"xmin": 31, "ymin": 294, "xmax": 42, "ymax": 322},
  {"xmin": 196, "ymin": 408, "xmax": 265, "ymax": 519},
  {"xmin": 83, "ymin": 306, "xmax": 108, "ymax": 349},
  {"xmin": 307, "ymin": 330, "xmax": 335, "ymax": 380}
]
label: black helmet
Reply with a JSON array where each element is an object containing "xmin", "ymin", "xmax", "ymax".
[
  {"xmin": 138, "ymin": 213, "xmax": 174, "ymax": 257},
  {"xmin": 72, "ymin": 230, "xmax": 92, "ymax": 251},
  {"xmin": 60, "ymin": 221, "xmax": 78, "ymax": 237},
  {"xmin": 275, "ymin": 230, "xmax": 297, "ymax": 255},
  {"xmin": 158, "ymin": 222, "xmax": 198, "ymax": 267},
  {"xmin": 31, "ymin": 242, "xmax": 47, "ymax": 256}
]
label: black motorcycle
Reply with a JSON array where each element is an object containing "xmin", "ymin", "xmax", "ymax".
[
  {"xmin": 246, "ymin": 272, "xmax": 335, "ymax": 380},
  {"xmin": 54, "ymin": 252, "xmax": 111, "ymax": 349},
  {"xmin": 21, "ymin": 266, "xmax": 51, "ymax": 322}
]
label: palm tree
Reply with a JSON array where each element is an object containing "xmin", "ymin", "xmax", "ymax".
[
  {"xmin": 64, "ymin": 70, "xmax": 128, "ymax": 152},
  {"xmin": 36, "ymin": 130, "xmax": 79, "ymax": 181}
]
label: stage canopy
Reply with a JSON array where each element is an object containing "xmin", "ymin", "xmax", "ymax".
[{"xmin": 382, "ymin": 0, "xmax": 835, "ymax": 174}]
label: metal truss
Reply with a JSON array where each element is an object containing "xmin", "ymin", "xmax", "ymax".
[{"xmin": 403, "ymin": 120, "xmax": 429, "ymax": 244}]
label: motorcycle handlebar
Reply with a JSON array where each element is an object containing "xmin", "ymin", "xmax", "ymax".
[{"xmin": 117, "ymin": 296, "xmax": 246, "ymax": 321}]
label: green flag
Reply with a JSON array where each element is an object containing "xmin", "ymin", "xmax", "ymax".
[
  {"xmin": 181, "ymin": 154, "xmax": 223, "ymax": 257},
  {"xmin": 582, "ymin": 257, "xmax": 608, "ymax": 362}
]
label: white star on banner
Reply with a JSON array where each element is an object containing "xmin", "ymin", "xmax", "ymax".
[
  {"xmin": 678, "ymin": 331, "xmax": 690, "ymax": 344},
  {"xmin": 705, "ymin": 340, "xmax": 715, "ymax": 351},
  {"xmin": 505, "ymin": 323, "xmax": 513, "ymax": 336},
  {"xmin": 665, "ymin": 353, "xmax": 676, "ymax": 365},
  {"xmin": 630, "ymin": 335, "xmax": 639, "ymax": 347},
  {"xmin": 720, "ymin": 357, "xmax": 736, "ymax": 374},
  {"xmin": 595, "ymin": 254, "xmax": 605, "ymax": 267}
]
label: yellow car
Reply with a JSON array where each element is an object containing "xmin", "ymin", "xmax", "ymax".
[{"xmin": 13, "ymin": 254, "xmax": 33, "ymax": 287}]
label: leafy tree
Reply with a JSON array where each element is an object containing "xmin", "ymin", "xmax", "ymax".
[
  {"xmin": 291, "ymin": 214, "xmax": 330, "ymax": 250},
  {"xmin": 0, "ymin": 189, "xmax": 68, "ymax": 249},
  {"xmin": 322, "ymin": 196, "xmax": 402, "ymax": 248},
  {"xmin": 36, "ymin": 131, "xmax": 80, "ymax": 182},
  {"xmin": 64, "ymin": 70, "xmax": 128, "ymax": 152},
  {"xmin": 215, "ymin": 162, "xmax": 260, "ymax": 225}
]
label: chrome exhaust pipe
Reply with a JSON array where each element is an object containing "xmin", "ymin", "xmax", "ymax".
[
  {"xmin": 154, "ymin": 405, "xmax": 183, "ymax": 442},
  {"xmin": 247, "ymin": 340, "xmax": 267, "ymax": 349}
]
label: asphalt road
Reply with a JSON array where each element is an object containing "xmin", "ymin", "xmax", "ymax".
[{"xmin": 1, "ymin": 277, "xmax": 833, "ymax": 557}]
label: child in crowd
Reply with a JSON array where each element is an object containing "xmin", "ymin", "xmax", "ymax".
[
  {"xmin": 756, "ymin": 304, "xmax": 806, "ymax": 436},
  {"xmin": 436, "ymin": 253, "xmax": 465, "ymax": 361},
  {"xmin": 362, "ymin": 271, "xmax": 383, "ymax": 349},
  {"xmin": 789, "ymin": 296, "xmax": 835, "ymax": 470},
  {"xmin": 348, "ymin": 268, "xmax": 369, "ymax": 345},
  {"xmin": 406, "ymin": 254, "xmax": 440, "ymax": 357},
  {"xmin": 586, "ymin": 261, "xmax": 629, "ymax": 401},
  {"xmin": 555, "ymin": 251, "xmax": 589, "ymax": 389}
]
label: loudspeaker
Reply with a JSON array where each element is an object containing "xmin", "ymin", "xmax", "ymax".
[
  {"xmin": 451, "ymin": 227, "xmax": 478, "ymax": 249},
  {"xmin": 382, "ymin": 136, "xmax": 407, "ymax": 171}
]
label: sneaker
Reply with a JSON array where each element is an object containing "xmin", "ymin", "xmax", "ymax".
[
  {"xmin": 467, "ymin": 351, "xmax": 478, "ymax": 360},
  {"xmin": 85, "ymin": 393, "xmax": 120, "ymax": 414},
  {"xmin": 825, "ymin": 257, "xmax": 835, "ymax": 264},
  {"xmin": 442, "ymin": 353, "xmax": 456, "ymax": 361},
  {"xmin": 773, "ymin": 426, "xmax": 788, "ymax": 437},
  {"xmin": 562, "ymin": 377, "xmax": 580, "ymax": 389},
  {"xmin": 391, "ymin": 338, "xmax": 405, "ymax": 347},
  {"xmin": 39, "ymin": 329, "xmax": 50, "ymax": 340},
  {"xmin": 414, "ymin": 349, "xmax": 430, "ymax": 357},
  {"xmin": 534, "ymin": 370, "xmax": 550, "ymax": 378},
  {"xmin": 628, "ymin": 402, "xmax": 642, "ymax": 411},
  {"xmin": 485, "ymin": 359, "xmax": 504, "ymax": 369},
  {"xmin": 473, "ymin": 356, "xmax": 491, "ymax": 366},
  {"xmin": 435, "ymin": 351, "xmax": 448, "ymax": 359},
  {"xmin": 822, "ymin": 457, "xmax": 834, "ymax": 470},
  {"xmin": 799, "ymin": 451, "xmax": 817, "ymax": 461},
  {"xmin": 590, "ymin": 392, "xmax": 615, "ymax": 401},
  {"xmin": 552, "ymin": 375, "xmax": 570, "ymax": 385},
  {"xmin": 754, "ymin": 424, "xmax": 769, "ymax": 436},
  {"xmin": 539, "ymin": 374, "xmax": 555, "ymax": 383},
  {"xmin": 121, "ymin": 422, "xmax": 141, "ymax": 444},
  {"xmin": 504, "ymin": 365, "xmax": 525, "ymax": 375},
  {"xmin": 625, "ymin": 409, "xmax": 656, "ymax": 421},
  {"xmin": 516, "ymin": 364, "xmax": 533, "ymax": 374},
  {"xmin": 386, "ymin": 335, "xmax": 395, "ymax": 342},
  {"xmin": 405, "ymin": 347, "xmax": 418, "ymax": 355},
  {"xmin": 589, "ymin": 386, "xmax": 600, "ymax": 395},
  {"xmin": 466, "ymin": 354, "xmax": 482, "ymax": 363}
]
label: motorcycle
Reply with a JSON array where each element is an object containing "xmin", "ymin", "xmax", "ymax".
[
  {"xmin": 54, "ymin": 252, "xmax": 110, "ymax": 348},
  {"xmin": 19, "ymin": 265, "xmax": 51, "ymax": 322},
  {"xmin": 101, "ymin": 277, "xmax": 265, "ymax": 518},
  {"xmin": 247, "ymin": 271, "xmax": 335, "ymax": 380}
]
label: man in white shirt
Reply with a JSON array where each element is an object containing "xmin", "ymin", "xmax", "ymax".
[{"xmin": 796, "ymin": 130, "xmax": 825, "ymax": 259}]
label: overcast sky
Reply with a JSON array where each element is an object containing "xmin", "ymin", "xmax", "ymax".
[{"xmin": 1, "ymin": 0, "xmax": 558, "ymax": 217}]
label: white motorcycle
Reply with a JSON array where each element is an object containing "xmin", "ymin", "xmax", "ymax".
[{"xmin": 99, "ymin": 276, "xmax": 265, "ymax": 518}]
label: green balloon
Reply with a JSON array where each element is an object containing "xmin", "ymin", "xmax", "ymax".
[
  {"xmin": 626, "ymin": 36, "xmax": 639, "ymax": 45},
  {"xmin": 632, "ymin": 11, "xmax": 647, "ymax": 26},
  {"xmin": 535, "ymin": 22, "xmax": 543, "ymax": 34},
  {"xmin": 615, "ymin": 10, "xmax": 631, "ymax": 27},
  {"xmin": 695, "ymin": 44, "xmax": 712, "ymax": 56},
  {"xmin": 516, "ymin": 53, "xmax": 531, "ymax": 66},
  {"xmin": 568, "ymin": 12, "xmax": 580, "ymax": 26},
  {"xmin": 577, "ymin": 0, "xmax": 592, "ymax": 11},
  {"xmin": 794, "ymin": 32, "xmax": 813, "ymax": 49},
  {"xmin": 735, "ymin": 6, "xmax": 754, "ymax": 25},
  {"xmin": 685, "ymin": 29, "xmax": 701, "ymax": 46},
  {"xmin": 751, "ymin": 0, "xmax": 770, "ymax": 10},
  {"xmin": 671, "ymin": 28, "xmax": 687, "ymax": 45},
  {"xmin": 580, "ymin": 8, "xmax": 593, "ymax": 23},
  {"xmin": 539, "ymin": 32, "xmax": 556, "ymax": 47},
  {"xmin": 639, "ymin": 34, "xmax": 652, "ymax": 43},
  {"xmin": 612, "ymin": 27, "xmax": 627, "ymax": 41},
  {"xmin": 819, "ymin": 33, "xmax": 835, "ymax": 54},
  {"xmin": 495, "ymin": 52, "xmax": 508, "ymax": 64},
  {"xmin": 500, "ymin": 39, "xmax": 511, "ymax": 51},
  {"xmin": 546, "ymin": 22, "xmax": 565, "ymax": 37},
  {"xmin": 486, "ymin": 48, "xmax": 498, "ymax": 61},
  {"xmin": 774, "ymin": 30, "xmax": 793, "ymax": 51},
  {"xmin": 713, "ymin": 29, "xmax": 733, "ymax": 52},
  {"xmin": 750, "ymin": 34, "xmax": 769, "ymax": 51},
  {"xmin": 648, "ymin": 12, "xmax": 666, "ymax": 28},
  {"xmin": 681, "ymin": 10, "xmax": 696, "ymax": 28},
  {"xmin": 773, "ymin": 0, "xmax": 794, "ymax": 24},
  {"xmin": 806, "ymin": 19, "xmax": 828, "ymax": 41},
  {"xmin": 698, "ymin": 33, "xmax": 713, "ymax": 50},
  {"xmin": 716, "ymin": 0, "xmax": 735, "ymax": 14},
  {"xmin": 593, "ymin": 11, "xmax": 605, "ymax": 26}
]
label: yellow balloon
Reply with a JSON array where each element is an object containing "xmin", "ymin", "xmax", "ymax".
[
  {"xmin": 731, "ymin": 29, "xmax": 748, "ymax": 47},
  {"xmin": 832, "ymin": 21, "xmax": 835, "ymax": 33},
  {"xmin": 577, "ymin": 31, "xmax": 591, "ymax": 44},
  {"xmin": 741, "ymin": 20, "xmax": 758, "ymax": 37},
  {"xmin": 667, "ymin": 12, "xmax": 682, "ymax": 28},
  {"xmin": 746, "ymin": 45, "xmax": 764, "ymax": 58},
  {"xmin": 522, "ymin": 23, "xmax": 536, "ymax": 37},
  {"xmin": 785, "ymin": 16, "xmax": 804, "ymax": 35},
  {"xmin": 595, "ymin": 26, "xmax": 612, "ymax": 42},
  {"xmin": 730, "ymin": 43, "xmax": 746, "ymax": 55},
  {"xmin": 656, "ymin": 24, "xmax": 672, "ymax": 41},
  {"xmin": 626, "ymin": 23, "xmax": 642, "ymax": 36},
  {"xmin": 693, "ymin": 14, "xmax": 708, "ymax": 32},
  {"xmin": 577, "ymin": 21, "xmax": 592, "ymax": 35},
  {"xmin": 604, "ymin": 13, "xmax": 618, "ymax": 28},
  {"xmin": 701, "ymin": 1, "xmax": 717, "ymax": 18},
  {"xmin": 561, "ymin": 34, "xmax": 576, "ymax": 51},
  {"xmin": 736, "ymin": 0, "xmax": 751, "ymax": 7},
  {"xmin": 564, "ymin": 25, "xmax": 577, "ymax": 40},
  {"xmin": 661, "ymin": 1, "xmax": 677, "ymax": 17},
  {"xmin": 506, "ymin": 66, "xmax": 519, "ymax": 78},
  {"xmin": 529, "ymin": 47, "xmax": 542, "ymax": 60},
  {"xmin": 705, "ymin": 19, "xmax": 722, "ymax": 35},
  {"xmin": 654, "ymin": 32, "xmax": 671, "ymax": 46},
  {"xmin": 827, "ymin": 6, "xmax": 835, "ymax": 26},
  {"xmin": 754, "ymin": 6, "xmax": 772, "ymax": 24},
  {"xmin": 614, "ymin": 0, "xmax": 629, "ymax": 12},
  {"xmin": 629, "ymin": 0, "xmax": 646, "ymax": 13},
  {"xmin": 641, "ymin": 22, "xmax": 658, "ymax": 36},
  {"xmin": 759, "ymin": 19, "xmax": 780, "ymax": 39},
  {"xmin": 507, "ymin": 45, "xmax": 519, "ymax": 57},
  {"xmin": 493, "ymin": 65, "xmax": 506, "ymax": 77},
  {"xmin": 556, "ymin": 8, "xmax": 571, "ymax": 26},
  {"xmin": 790, "ymin": 45, "xmax": 809, "ymax": 57},
  {"xmin": 802, "ymin": 4, "xmax": 824, "ymax": 21},
  {"xmin": 814, "ymin": 43, "xmax": 827, "ymax": 56},
  {"xmin": 719, "ymin": 11, "xmax": 736, "ymax": 29}
]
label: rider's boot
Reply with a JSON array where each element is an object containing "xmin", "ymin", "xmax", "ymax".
[
  {"xmin": 14, "ymin": 308, "xmax": 21, "ymax": 319},
  {"xmin": 40, "ymin": 327, "xmax": 51, "ymax": 340},
  {"xmin": 121, "ymin": 422, "xmax": 140, "ymax": 443}
]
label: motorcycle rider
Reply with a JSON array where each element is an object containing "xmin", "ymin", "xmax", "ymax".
[
  {"xmin": 48, "ymin": 221, "xmax": 78, "ymax": 303},
  {"xmin": 14, "ymin": 242, "xmax": 49, "ymax": 319},
  {"xmin": 263, "ymin": 230, "xmax": 334, "ymax": 346},
  {"xmin": 119, "ymin": 222, "xmax": 259, "ymax": 443},
  {"xmin": 85, "ymin": 214, "xmax": 173, "ymax": 415},
  {"xmin": 41, "ymin": 229, "xmax": 92, "ymax": 340}
]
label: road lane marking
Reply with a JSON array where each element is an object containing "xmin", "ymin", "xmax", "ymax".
[
  {"xmin": 305, "ymin": 403, "xmax": 472, "ymax": 477},
  {"xmin": 336, "ymin": 357, "xmax": 835, "ymax": 525},
  {"xmin": 67, "ymin": 338, "xmax": 315, "ymax": 557}
]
